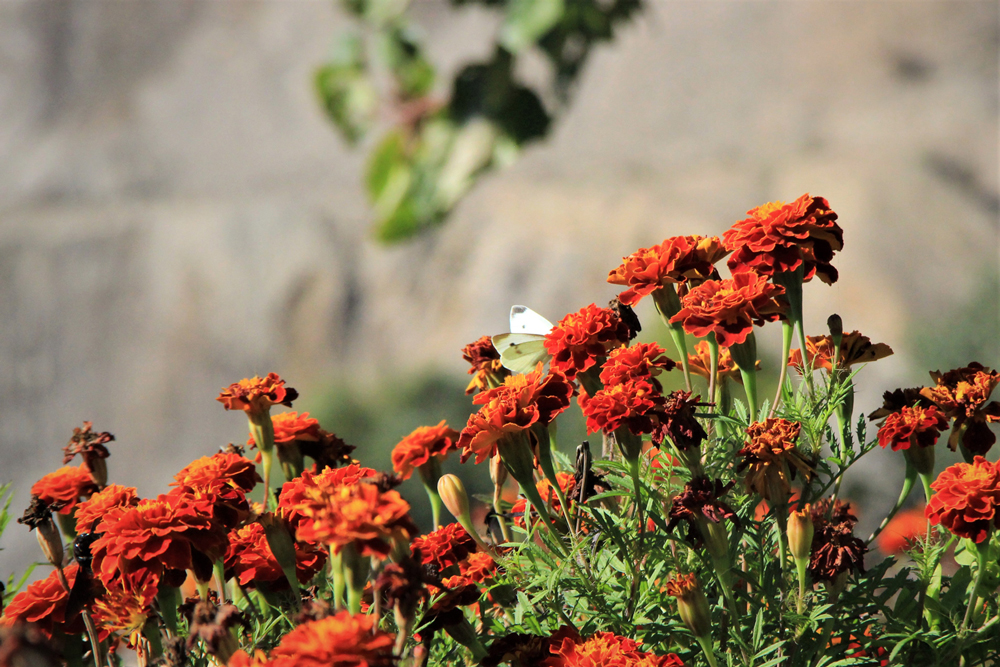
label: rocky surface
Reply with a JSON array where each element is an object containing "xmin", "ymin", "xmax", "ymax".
[{"xmin": 0, "ymin": 0, "xmax": 996, "ymax": 573}]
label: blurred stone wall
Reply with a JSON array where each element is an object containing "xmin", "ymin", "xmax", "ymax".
[{"xmin": 0, "ymin": 0, "xmax": 997, "ymax": 574}]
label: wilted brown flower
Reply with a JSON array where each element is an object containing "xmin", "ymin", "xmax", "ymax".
[
  {"xmin": 667, "ymin": 477, "xmax": 739, "ymax": 546},
  {"xmin": 808, "ymin": 499, "xmax": 866, "ymax": 582},
  {"xmin": 62, "ymin": 421, "xmax": 114, "ymax": 487}
]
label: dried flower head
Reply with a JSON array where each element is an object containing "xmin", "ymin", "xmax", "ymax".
[
  {"xmin": 462, "ymin": 335, "xmax": 510, "ymax": 395},
  {"xmin": 607, "ymin": 235, "xmax": 729, "ymax": 305},
  {"xmin": 62, "ymin": 421, "xmax": 114, "ymax": 486},
  {"xmin": 217, "ymin": 373, "xmax": 298, "ymax": 415},
  {"xmin": 738, "ymin": 419, "xmax": 813, "ymax": 503},
  {"xmin": 268, "ymin": 611, "xmax": 395, "ymax": 667},
  {"xmin": 543, "ymin": 304, "xmax": 632, "ymax": 379},
  {"xmin": 877, "ymin": 405, "xmax": 948, "ymax": 451},
  {"xmin": 224, "ymin": 520, "xmax": 327, "ymax": 589},
  {"xmin": 670, "ymin": 273, "xmax": 787, "ymax": 348},
  {"xmin": 184, "ymin": 599, "xmax": 245, "ymax": 663},
  {"xmin": 75, "ymin": 484, "xmax": 139, "ymax": 533},
  {"xmin": 789, "ymin": 331, "xmax": 893, "ymax": 372},
  {"xmin": 925, "ymin": 456, "xmax": 1000, "ymax": 543},
  {"xmin": 458, "ymin": 365, "xmax": 574, "ymax": 464},
  {"xmin": 723, "ymin": 194, "xmax": 843, "ymax": 284},
  {"xmin": 667, "ymin": 477, "xmax": 739, "ymax": 546},
  {"xmin": 808, "ymin": 499, "xmax": 866, "ymax": 582},
  {"xmin": 920, "ymin": 363, "xmax": 1000, "ymax": 455},
  {"xmin": 411, "ymin": 523, "xmax": 478, "ymax": 571},
  {"xmin": 391, "ymin": 421, "xmax": 460, "ymax": 480},
  {"xmin": 656, "ymin": 390, "xmax": 708, "ymax": 451},
  {"xmin": 29, "ymin": 466, "xmax": 98, "ymax": 515}
]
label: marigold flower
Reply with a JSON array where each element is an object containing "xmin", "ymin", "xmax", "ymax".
[
  {"xmin": 662, "ymin": 573, "xmax": 711, "ymax": 639},
  {"xmin": 278, "ymin": 464, "xmax": 377, "ymax": 532},
  {"xmin": 29, "ymin": 466, "xmax": 98, "ymax": 515},
  {"xmin": 458, "ymin": 552, "xmax": 497, "ymax": 584},
  {"xmin": 91, "ymin": 569, "xmax": 159, "ymax": 648},
  {"xmin": 170, "ymin": 452, "xmax": 261, "ymax": 530},
  {"xmin": 599, "ymin": 342, "xmax": 676, "ymax": 390},
  {"xmin": 294, "ymin": 482, "xmax": 417, "ymax": 558},
  {"xmin": 607, "ymin": 235, "xmax": 730, "ymax": 306},
  {"xmin": 920, "ymin": 363, "xmax": 1000, "ymax": 455},
  {"xmin": 0, "ymin": 565, "xmax": 84, "ymax": 637},
  {"xmin": 458, "ymin": 364, "xmax": 574, "ymax": 465},
  {"xmin": 245, "ymin": 412, "xmax": 355, "ymax": 470},
  {"xmin": 543, "ymin": 630, "xmax": 677, "ymax": 667},
  {"xmin": 667, "ymin": 477, "xmax": 739, "ymax": 546},
  {"xmin": 723, "ymin": 194, "xmax": 843, "ymax": 284},
  {"xmin": 808, "ymin": 499, "xmax": 866, "ymax": 582},
  {"xmin": 216, "ymin": 373, "xmax": 298, "ymax": 415},
  {"xmin": 925, "ymin": 456, "xmax": 1000, "ymax": 543},
  {"xmin": 268, "ymin": 611, "xmax": 394, "ymax": 667},
  {"xmin": 75, "ymin": 484, "xmax": 139, "ymax": 533},
  {"xmin": 876, "ymin": 506, "xmax": 927, "ymax": 555},
  {"xmin": 483, "ymin": 630, "xmax": 573, "ymax": 667},
  {"xmin": 738, "ymin": 419, "xmax": 813, "ymax": 503},
  {"xmin": 582, "ymin": 379, "xmax": 665, "ymax": 438},
  {"xmin": 224, "ymin": 520, "xmax": 327, "ymax": 589},
  {"xmin": 91, "ymin": 493, "xmax": 228, "ymax": 586},
  {"xmin": 391, "ymin": 421, "xmax": 460, "ymax": 480},
  {"xmin": 656, "ymin": 390, "xmax": 708, "ymax": 452},
  {"xmin": 687, "ymin": 340, "xmax": 754, "ymax": 383},
  {"xmin": 462, "ymin": 335, "xmax": 510, "ymax": 395},
  {"xmin": 62, "ymin": 421, "xmax": 114, "ymax": 487},
  {"xmin": 670, "ymin": 272, "xmax": 787, "ymax": 348},
  {"xmin": 868, "ymin": 387, "xmax": 932, "ymax": 422},
  {"xmin": 543, "ymin": 304, "xmax": 632, "ymax": 379},
  {"xmin": 789, "ymin": 331, "xmax": 893, "ymax": 373},
  {"xmin": 877, "ymin": 405, "xmax": 948, "ymax": 452},
  {"xmin": 411, "ymin": 523, "xmax": 478, "ymax": 571}
]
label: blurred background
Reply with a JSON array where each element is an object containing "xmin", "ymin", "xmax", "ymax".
[{"xmin": 1, "ymin": 0, "xmax": 997, "ymax": 579}]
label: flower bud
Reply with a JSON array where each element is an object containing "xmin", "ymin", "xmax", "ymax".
[
  {"xmin": 787, "ymin": 505, "xmax": 814, "ymax": 562},
  {"xmin": 489, "ymin": 454, "xmax": 508, "ymax": 489},
  {"xmin": 438, "ymin": 474, "xmax": 470, "ymax": 523},
  {"xmin": 36, "ymin": 519, "xmax": 64, "ymax": 569},
  {"xmin": 827, "ymin": 313, "xmax": 843, "ymax": 339},
  {"xmin": 663, "ymin": 573, "xmax": 712, "ymax": 639}
]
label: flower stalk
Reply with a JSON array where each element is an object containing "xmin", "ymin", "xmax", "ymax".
[{"xmin": 653, "ymin": 285, "xmax": 692, "ymax": 392}]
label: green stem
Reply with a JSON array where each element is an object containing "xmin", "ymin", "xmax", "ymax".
[
  {"xmin": 739, "ymin": 367, "xmax": 758, "ymax": 424},
  {"xmin": 961, "ymin": 541, "xmax": 991, "ymax": 632},
  {"xmin": 516, "ymin": 479, "xmax": 567, "ymax": 556},
  {"xmin": 795, "ymin": 557, "xmax": 809, "ymax": 615},
  {"xmin": 770, "ymin": 321, "xmax": 794, "ymax": 417},
  {"xmin": 628, "ymin": 455, "xmax": 645, "ymax": 558},
  {"xmin": 706, "ymin": 335, "xmax": 720, "ymax": 414},
  {"xmin": 142, "ymin": 619, "xmax": 163, "ymax": 660},
  {"xmin": 653, "ymin": 285, "xmax": 692, "ymax": 392},
  {"xmin": 918, "ymin": 471, "xmax": 934, "ymax": 506},
  {"xmin": 425, "ymin": 485, "xmax": 443, "ymax": 531},
  {"xmin": 155, "ymin": 586, "xmax": 179, "ymax": 636},
  {"xmin": 867, "ymin": 464, "xmax": 917, "ymax": 545},
  {"xmin": 330, "ymin": 548, "xmax": 345, "ymax": 611},
  {"xmin": 773, "ymin": 504, "xmax": 788, "ymax": 576},
  {"xmin": 249, "ymin": 413, "xmax": 278, "ymax": 510},
  {"xmin": 260, "ymin": 449, "xmax": 276, "ymax": 512},
  {"xmin": 694, "ymin": 634, "xmax": 719, "ymax": 667}
]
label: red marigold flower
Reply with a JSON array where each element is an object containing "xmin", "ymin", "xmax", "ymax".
[
  {"xmin": 462, "ymin": 336, "xmax": 510, "ymax": 395},
  {"xmin": 91, "ymin": 494, "xmax": 228, "ymax": 586},
  {"xmin": 599, "ymin": 342, "xmax": 676, "ymax": 390},
  {"xmin": 877, "ymin": 405, "xmax": 948, "ymax": 451},
  {"xmin": 670, "ymin": 273, "xmax": 787, "ymax": 348},
  {"xmin": 75, "ymin": 484, "xmax": 139, "ymax": 533},
  {"xmin": 293, "ymin": 483, "xmax": 417, "ymax": 558},
  {"xmin": 666, "ymin": 477, "xmax": 739, "ymax": 546},
  {"xmin": 925, "ymin": 456, "xmax": 1000, "ymax": 543},
  {"xmin": 483, "ymin": 629, "xmax": 578, "ymax": 667},
  {"xmin": 738, "ymin": 419, "xmax": 813, "ymax": 503},
  {"xmin": 920, "ymin": 363, "xmax": 1000, "ymax": 455},
  {"xmin": 687, "ymin": 340, "xmax": 753, "ymax": 384},
  {"xmin": 278, "ymin": 464, "xmax": 377, "ymax": 533},
  {"xmin": 411, "ymin": 523, "xmax": 478, "ymax": 571},
  {"xmin": 217, "ymin": 373, "xmax": 298, "ymax": 415},
  {"xmin": 607, "ymin": 235, "xmax": 730, "ymax": 306},
  {"xmin": 391, "ymin": 421, "xmax": 460, "ymax": 480},
  {"xmin": 459, "ymin": 552, "xmax": 497, "ymax": 584},
  {"xmin": 789, "ymin": 331, "xmax": 893, "ymax": 373},
  {"xmin": 458, "ymin": 365, "xmax": 574, "ymax": 465},
  {"xmin": 808, "ymin": 499, "xmax": 866, "ymax": 582},
  {"xmin": 723, "ymin": 194, "xmax": 843, "ymax": 284},
  {"xmin": 224, "ymin": 520, "xmax": 327, "ymax": 589},
  {"xmin": 656, "ymin": 390, "xmax": 708, "ymax": 451},
  {"xmin": 91, "ymin": 569, "xmax": 159, "ymax": 648},
  {"xmin": 268, "ymin": 611, "xmax": 395, "ymax": 667},
  {"xmin": 582, "ymin": 378, "xmax": 665, "ymax": 438},
  {"xmin": 543, "ymin": 304, "xmax": 632, "ymax": 379},
  {"xmin": 0, "ymin": 565, "xmax": 85, "ymax": 636},
  {"xmin": 876, "ymin": 506, "xmax": 927, "ymax": 555},
  {"xmin": 246, "ymin": 413, "xmax": 356, "ymax": 470},
  {"xmin": 170, "ymin": 452, "xmax": 261, "ymax": 530},
  {"xmin": 543, "ymin": 629, "xmax": 680, "ymax": 667},
  {"xmin": 868, "ymin": 387, "xmax": 932, "ymax": 422},
  {"xmin": 29, "ymin": 466, "xmax": 98, "ymax": 515}
]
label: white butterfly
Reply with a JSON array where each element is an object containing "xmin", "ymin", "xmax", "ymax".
[{"xmin": 491, "ymin": 305, "xmax": 554, "ymax": 374}]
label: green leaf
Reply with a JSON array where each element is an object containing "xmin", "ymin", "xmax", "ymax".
[{"xmin": 500, "ymin": 0, "xmax": 565, "ymax": 54}]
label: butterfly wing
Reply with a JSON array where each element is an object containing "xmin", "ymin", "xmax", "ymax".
[
  {"xmin": 509, "ymin": 305, "xmax": 554, "ymax": 335},
  {"xmin": 492, "ymin": 334, "xmax": 550, "ymax": 374}
]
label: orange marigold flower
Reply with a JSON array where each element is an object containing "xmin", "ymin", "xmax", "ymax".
[
  {"xmin": 224, "ymin": 520, "xmax": 326, "ymax": 589},
  {"xmin": 169, "ymin": 452, "xmax": 261, "ymax": 530},
  {"xmin": 877, "ymin": 405, "xmax": 948, "ymax": 451},
  {"xmin": 687, "ymin": 340, "xmax": 755, "ymax": 384},
  {"xmin": 670, "ymin": 272, "xmax": 787, "ymax": 348},
  {"xmin": 789, "ymin": 331, "xmax": 893, "ymax": 373},
  {"xmin": 91, "ymin": 494, "xmax": 228, "ymax": 586},
  {"xmin": 294, "ymin": 483, "xmax": 417, "ymax": 558},
  {"xmin": 411, "ymin": 523, "xmax": 478, "ymax": 571},
  {"xmin": 30, "ymin": 466, "xmax": 98, "ymax": 515},
  {"xmin": 269, "ymin": 611, "xmax": 394, "ymax": 667},
  {"xmin": 738, "ymin": 419, "xmax": 813, "ymax": 503},
  {"xmin": 868, "ymin": 387, "xmax": 932, "ymax": 422},
  {"xmin": 217, "ymin": 373, "xmax": 298, "ymax": 415},
  {"xmin": 459, "ymin": 552, "xmax": 498, "ymax": 583},
  {"xmin": 876, "ymin": 506, "xmax": 927, "ymax": 555},
  {"xmin": 246, "ymin": 413, "xmax": 356, "ymax": 470},
  {"xmin": 458, "ymin": 364, "xmax": 574, "ymax": 465},
  {"xmin": 582, "ymin": 379, "xmax": 664, "ymax": 438},
  {"xmin": 391, "ymin": 421, "xmax": 460, "ymax": 480},
  {"xmin": 599, "ymin": 342, "xmax": 676, "ymax": 390},
  {"xmin": 462, "ymin": 335, "xmax": 510, "ymax": 395},
  {"xmin": 278, "ymin": 464, "xmax": 377, "ymax": 532},
  {"xmin": 543, "ymin": 304, "xmax": 632, "ymax": 379},
  {"xmin": 0, "ymin": 565, "xmax": 84, "ymax": 636},
  {"xmin": 723, "ymin": 194, "xmax": 843, "ymax": 284},
  {"xmin": 75, "ymin": 484, "xmax": 139, "ymax": 533},
  {"xmin": 925, "ymin": 456, "xmax": 1000, "ymax": 543},
  {"xmin": 543, "ymin": 630, "xmax": 681, "ymax": 667},
  {"xmin": 91, "ymin": 569, "xmax": 159, "ymax": 648},
  {"xmin": 920, "ymin": 363, "xmax": 1000, "ymax": 455},
  {"xmin": 607, "ymin": 235, "xmax": 730, "ymax": 306},
  {"xmin": 808, "ymin": 499, "xmax": 866, "ymax": 582}
]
